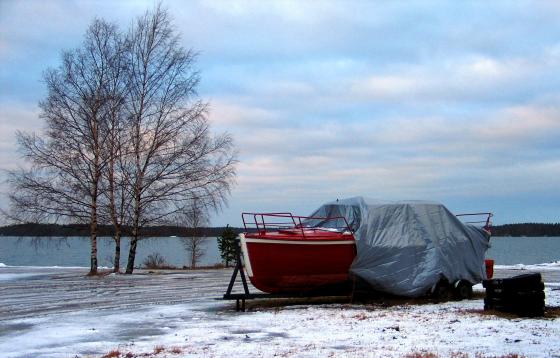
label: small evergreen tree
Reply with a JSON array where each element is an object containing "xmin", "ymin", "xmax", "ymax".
[{"xmin": 218, "ymin": 225, "xmax": 238, "ymax": 267}]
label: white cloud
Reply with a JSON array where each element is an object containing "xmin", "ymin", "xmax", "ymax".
[
  {"xmin": 214, "ymin": 100, "xmax": 560, "ymax": 222},
  {"xmin": 208, "ymin": 101, "xmax": 279, "ymax": 127},
  {"xmin": 3, "ymin": 1, "xmax": 560, "ymax": 225},
  {"xmin": 0, "ymin": 102, "xmax": 41, "ymax": 167},
  {"xmin": 349, "ymin": 55, "xmax": 538, "ymax": 102},
  {"xmin": 475, "ymin": 105, "xmax": 560, "ymax": 142}
]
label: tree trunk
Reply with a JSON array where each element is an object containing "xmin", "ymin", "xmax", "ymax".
[
  {"xmin": 107, "ymin": 151, "xmax": 122, "ymax": 273},
  {"xmin": 126, "ymin": 114, "xmax": 143, "ymax": 275},
  {"xmin": 89, "ymin": 197, "xmax": 98, "ymax": 276},
  {"xmin": 191, "ymin": 240, "xmax": 196, "ymax": 269},
  {"xmin": 126, "ymin": 229, "xmax": 138, "ymax": 274},
  {"xmin": 113, "ymin": 229, "xmax": 121, "ymax": 273},
  {"xmin": 125, "ymin": 195, "xmax": 141, "ymax": 274},
  {"xmin": 89, "ymin": 236, "xmax": 98, "ymax": 275}
]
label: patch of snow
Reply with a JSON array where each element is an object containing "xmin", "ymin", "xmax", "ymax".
[
  {"xmin": 472, "ymin": 283, "xmax": 484, "ymax": 292},
  {"xmin": 0, "ymin": 272, "xmax": 47, "ymax": 281},
  {"xmin": 546, "ymin": 286, "xmax": 560, "ymax": 306},
  {"xmin": 1, "ymin": 267, "xmax": 559, "ymax": 357},
  {"xmin": 496, "ymin": 262, "xmax": 560, "ymax": 271},
  {"xmin": 0, "ymin": 265, "xmax": 113, "ymax": 269},
  {"xmin": 1, "ymin": 291, "xmax": 559, "ymax": 357}
]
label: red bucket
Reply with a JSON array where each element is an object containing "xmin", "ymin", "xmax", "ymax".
[{"xmin": 485, "ymin": 259, "xmax": 494, "ymax": 279}]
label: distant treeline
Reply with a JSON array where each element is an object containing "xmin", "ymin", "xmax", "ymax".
[
  {"xmin": 0, "ymin": 223, "xmax": 245, "ymax": 238},
  {"xmin": 2, "ymin": 222, "xmax": 559, "ymax": 238},
  {"xmin": 491, "ymin": 223, "xmax": 560, "ymax": 237}
]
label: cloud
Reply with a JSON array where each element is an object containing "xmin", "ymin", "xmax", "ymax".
[
  {"xmin": 0, "ymin": 101, "xmax": 41, "ymax": 201},
  {"xmin": 349, "ymin": 55, "xmax": 543, "ymax": 103},
  {"xmin": 213, "ymin": 100, "xmax": 560, "ymax": 223},
  {"xmin": 209, "ymin": 101, "xmax": 279, "ymax": 127},
  {"xmin": 2, "ymin": 1, "xmax": 560, "ymax": 225},
  {"xmin": 476, "ymin": 105, "xmax": 560, "ymax": 143}
]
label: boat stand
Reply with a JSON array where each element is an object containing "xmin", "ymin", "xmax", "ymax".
[
  {"xmin": 222, "ymin": 240, "xmax": 353, "ymax": 312},
  {"xmin": 222, "ymin": 242, "xmax": 252, "ymax": 311}
]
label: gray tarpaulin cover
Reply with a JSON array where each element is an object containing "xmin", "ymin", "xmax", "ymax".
[{"xmin": 306, "ymin": 197, "xmax": 491, "ymax": 297}]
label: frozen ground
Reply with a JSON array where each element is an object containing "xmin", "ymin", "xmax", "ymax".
[{"xmin": 0, "ymin": 263, "xmax": 559, "ymax": 358}]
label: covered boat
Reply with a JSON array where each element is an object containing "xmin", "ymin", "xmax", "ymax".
[
  {"xmin": 305, "ymin": 197, "xmax": 492, "ymax": 297},
  {"xmin": 239, "ymin": 213, "xmax": 357, "ymax": 293}
]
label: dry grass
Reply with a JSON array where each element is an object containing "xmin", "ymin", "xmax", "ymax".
[
  {"xmin": 169, "ymin": 346, "xmax": 183, "ymax": 354},
  {"xmin": 143, "ymin": 253, "xmax": 175, "ymax": 270},
  {"xmin": 85, "ymin": 269, "xmax": 114, "ymax": 277},
  {"xmin": 153, "ymin": 345, "xmax": 165, "ymax": 354},
  {"xmin": 101, "ymin": 345, "xmax": 187, "ymax": 358},
  {"xmin": 101, "ymin": 350, "xmax": 121, "ymax": 358},
  {"xmin": 142, "ymin": 263, "xmax": 228, "ymax": 271},
  {"xmin": 406, "ymin": 352, "xmax": 439, "ymax": 358},
  {"xmin": 464, "ymin": 306, "xmax": 560, "ymax": 319},
  {"xmin": 450, "ymin": 353, "xmax": 469, "ymax": 358},
  {"xmin": 183, "ymin": 263, "xmax": 226, "ymax": 270},
  {"xmin": 100, "ymin": 345, "xmax": 533, "ymax": 358},
  {"xmin": 406, "ymin": 353, "xmax": 526, "ymax": 358},
  {"xmin": 241, "ymin": 291, "xmax": 488, "ymax": 312},
  {"xmin": 240, "ymin": 296, "xmax": 352, "ymax": 311},
  {"xmin": 352, "ymin": 312, "xmax": 368, "ymax": 320}
]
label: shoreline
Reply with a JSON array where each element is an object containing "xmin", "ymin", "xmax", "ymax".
[{"xmin": 3, "ymin": 261, "xmax": 560, "ymax": 270}]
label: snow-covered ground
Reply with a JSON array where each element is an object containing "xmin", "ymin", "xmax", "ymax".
[
  {"xmin": 0, "ymin": 263, "xmax": 559, "ymax": 358},
  {"xmin": 495, "ymin": 261, "xmax": 560, "ymax": 271}
]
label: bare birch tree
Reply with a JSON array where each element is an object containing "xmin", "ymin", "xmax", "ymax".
[
  {"xmin": 100, "ymin": 150, "xmax": 131, "ymax": 272},
  {"xmin": 180, "ymin": 198, "xmax": 208, "ymax": 269},
  {"xmin": 123, "ymin": 5, "xmax": 236, "ymax": 273},
  {"xmin": 98, "ymin": 36, "xmax": 130, "ymax": 273},
  {"xmin": 8, "ymin": 20, "xmax": 123, "ymax": 275},
  {"xmin": 6, "ymin": 5, "xmax": 236, "ymax": 275}
]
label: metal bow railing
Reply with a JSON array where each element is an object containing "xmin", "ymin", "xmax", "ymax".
[{"xmin": 241, "ymin": 212, "xmax": 352, "ymax": 238}]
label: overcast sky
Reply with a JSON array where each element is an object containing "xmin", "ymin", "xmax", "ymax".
[{"xmin": 1, "ymin": 0, "xmax": 560, "ymax": 226}]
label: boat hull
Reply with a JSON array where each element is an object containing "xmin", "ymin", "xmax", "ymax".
[{"xmin": 240, "ymin": 232, "xmax": 357, "ymax": 293}]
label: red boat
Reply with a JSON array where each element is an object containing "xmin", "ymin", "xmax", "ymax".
[{"xmin": 239, "ymin": 213, "xmax": 357, "ymax": 293}]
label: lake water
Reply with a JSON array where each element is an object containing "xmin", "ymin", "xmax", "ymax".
[
  {"xmin": 485, "ymin": 236, "xmax": 560, "ymax": 265},
  {"xmin": 0, "ymin": 236, "xmax": 222, "ymax": 268},
  {"xmin": 0, "ymin": 236, "xmax": 559, "ymax": 268}
]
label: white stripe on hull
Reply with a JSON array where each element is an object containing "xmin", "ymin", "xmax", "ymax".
[
  {"xmin": 244, "ymin": 238, "xmax": 355, "ymax": 245},
  {"xmin": 238, "ymin": 233, "xmax": 254, "ymax": 277}
]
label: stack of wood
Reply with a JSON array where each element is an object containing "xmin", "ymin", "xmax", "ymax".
[{"xmin": 483, "ymin": 273, "xmax": 545, "ymax": 317}]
